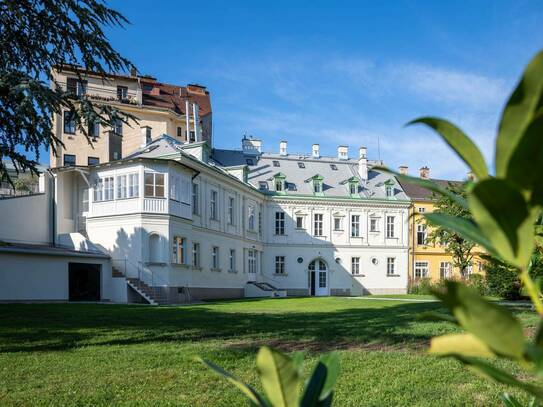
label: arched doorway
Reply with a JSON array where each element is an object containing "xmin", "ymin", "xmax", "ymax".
[
  {"xmin": 149, "ymin": 233, "xmax": 161, "ymax": 263},
  {"xmin": 308, "ymin": 259, "xmax": 328, "ymax": 296}
]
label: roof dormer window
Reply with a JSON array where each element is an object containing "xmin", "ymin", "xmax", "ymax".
[
  {"xmin": 350, "ymin": 182, "xmax": 358, "ymax": 195},
  {"xmin": 384, "ymin": 179, "xmax": 395, "ymax": 199},
  {"xmin": 273, "ymin": 172, "xmax": 286, "ymax": 194},
  {"xmin": 246, "ymin": 158, "xmax": 254, "ymax": 166},
  {"xmin": 306, "ymin": 174, "xmax": 324, "ymax": 196},
  {"xmin": 273, "ymin": 160, "xmax": 280, "ymax": 167},
  {"xmin": 330, "ymin": 164, "xmax": 338, "ymax": 170},
  {"xmin": 298, "ymin": 162, "xmax": 305, "ymax": 169}
]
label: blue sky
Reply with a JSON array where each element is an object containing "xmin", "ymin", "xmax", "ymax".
[{"xmin": 54, "ymin": 1, "xmax": 543, "ymax": 178}]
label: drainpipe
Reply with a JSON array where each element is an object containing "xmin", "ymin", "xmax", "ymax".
[
  {"xmin": 48, "ymin": 170, "xmax": 56, "ymax": 246},
  {"xmin": 185, "ymin": 100, "xmax": 190, "ymax": 141}
]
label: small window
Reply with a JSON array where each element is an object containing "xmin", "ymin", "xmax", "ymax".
[
  {"xmin": 387, "ymin": 257, "xmax": 396, "ymax": 276},
  {"xmin": 349, "ymin": 183, "xmax": 358, "ymax": 195},
  {"xmin": 246, "ymin": 158, "xmax": 254, "ymax": 166},
  {"xmin": 273, "ymin": 160, "xmax": 280, "ymax": 167},
  {"xmin": 117, "ymin": 86, "xmax": 128, "ymax": 101},
  {"xmin": 114, "ymin": 119, "xmax": 123, "ymax": 136},
  {"xmin": 297, "ymin": 162, "xmax": 305, "ymax": 168},
  {"xmin": 228, "ymin": 197, "xmax": 235, "ymax": 225},
  {"xmin": 88, "ymin": 157, "xmax": 99, "ymax": 166},
  {"xmin": 330, "ymin": 164, "xmax": 338, "ymax": 170},
  {"xmin": 351, "ymin": 257, "xmax": 360, "ymax": 275},
  {"xmin": 258, "ymin": 181, "xmax": 268, "ymax": 191},
  {"xmin": 415, "ymin": 261, "xmax": 429, "ymax": 278},
  {"xmin": 418, "ymin": 207, "xmax": 426, "ymax": 213},
  {"xmin": 142, "ymin": 83, "xmax": 153, "ymax": 92},
  {"xmin": 386, "ymin": 216, "xmax": 395, "ymax": 238},
  {"xmin": 63, "ymin": 111, "xmax": 76, "ymax": 134},
  {"xmin": 189, "ymin": 131, "xmax": 196, "ymax": 142},
  {"xmin": 439, "ymin": 262, "xmax": 450, "ymax": 279},
  {"xmin": 313, "ymin": 181, "xmax": 323, "ymax": 194},
  {"xmin": 334, "ymin": 217, "xmax": 342, "ymax": 231},
  {"xmin": 177, "ymin": 126, "xmax": 183, "ymax": 138},
  {"xmin": 192, "ymin": 243, "xmax": 200, "ymax": 267},
  {"xmin": 229, "ymin": 249, "xmax": 236, "ymax": 271},
  {"xmin": 275, "ymin": 179, "xmax": 284, "ymax": 192},
  {"xmin": 63, "ymin": 154, "xmax": 76, "ymax": 167},
  {"xmin": 89, "ymin": 120, "xmax": 100, "ymax": 138},
  {"xmin": 351, "ymin": 215, "xmax": 360, "ymax": 237},
  {"xmin": 417, "ymin": 224, "xmax": 427, "ymax": 245},
  {"xmin": 275, "ymin": 256, "xmax": 285, "ymax": 275},
  {"xmin": 212, "ymin": 246, "xmax": 219, "ymax": 269},
  {"xmin": 385, "ymin": 184, "xmax": 393, "ymax": 198},
  {"xmin": 370, "ymin": 218, "xmax": 378, "ymax": 232},
  {"xmin": 314, "ymin": 213, "xmax": 323, "ymax": 236},
  {"xmin": 275, "ymin": 211, "xmax": 285, "ymax": 235},
  {"xmin": 296, "ymin": 216, "xmax": 304, "ymax": 229},
  {"xmin": 144, "ymin": 172, "xmax": 165, "ymax": 198},
  {"xmin": 248, "ymin": 205, "xmax": 255, "ymax": 231},
  {"xmin": 210, "ymin": 190, "xmax": 218, "ymax": 220},
  {"xmin": 172, "ymin": 236, "xmax": 186, "ymax": 264}
]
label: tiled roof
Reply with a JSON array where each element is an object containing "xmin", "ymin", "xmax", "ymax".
[
  {"xmin": 141, "ymin": 80, "xmax": 211, "ymax": 117},
  {"xmin": 398, "ymin": 178, "xmax": 462, "ymax": 201}
]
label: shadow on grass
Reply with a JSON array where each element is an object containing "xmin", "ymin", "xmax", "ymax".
[{"xmin": 0, "ymin": 299, "xmax": 450, "ymax": 354}]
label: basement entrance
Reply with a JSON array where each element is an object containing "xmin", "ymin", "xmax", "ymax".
[{"xmin": 69, "ymin": 263, "xmax": 101, "ymax": 301}]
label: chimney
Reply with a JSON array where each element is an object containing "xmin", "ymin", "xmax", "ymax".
[
  {"xmin": 337, "ymin": 145, "xmax": 348, "ymax": 160},
  {"xmin": 130, "ymin": 66, "xmax": 137, "ymax": 77},
  {"xmin": 419, "ymin": 166, "xmax": 430, "ymax": 179},
  {"xmin": 242, "ymin": 136, "xmax": 262, "ymax": 155},
  {"xmin": 358, "ymin": 146, "xmax": 368, "ymax": 180},
  {"xmin": 467, "ymin": 171, "xmax": 475, "ymax": 181},
  {"xmin": 399, "ymin": 165, "xmax": 408, "ymax": 175},
  {"xmin": 279, "ymin": 140, "xmax": 288, "ymax": 156},
  {"xmin": 140, "ymin": 126, "xmax": 152, "ymax": 147},
  {"xmin": 192, "ymin": 103, "xmax": 200, "ymax": 142},
  {"xmin": 312, "ymin": 144, "xmax": 320, "ymax": 158}
]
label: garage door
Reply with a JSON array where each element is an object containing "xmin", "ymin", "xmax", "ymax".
[{"xmin": 69, "ymin": 263, "xmax": 101, "ymax": 301}]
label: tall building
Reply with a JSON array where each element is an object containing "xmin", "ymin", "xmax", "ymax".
[
  {"xmin": 398, "ymin": 166, "xmax": 484, "ymax": 282},
  {"xmin": 49, "ymin": 65, "xmax": 212, "ymax": 168}
]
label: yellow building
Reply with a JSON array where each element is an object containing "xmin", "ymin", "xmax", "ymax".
[
  {"xmin": 49, "ymin": 65, "xmax": 212, "ymax": 168},
  {"xmin": 399, "ymin": 167, "xmax": 484, "ymax": 283}
]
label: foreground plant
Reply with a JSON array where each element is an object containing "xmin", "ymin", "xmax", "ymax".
[
  {"xmin": 198, "ymin": 346, "xmax": 339, "ymax": 406},
  {"xmin": 382, "ymin": 50, "xmax": 543, "ymax": 405}
]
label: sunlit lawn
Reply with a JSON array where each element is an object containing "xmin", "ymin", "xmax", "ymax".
[{"xmin": 0, "ymin": 297, "xmax": 537, "ymax": 406}]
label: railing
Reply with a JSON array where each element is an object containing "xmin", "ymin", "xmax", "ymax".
[
  {"xmin": 111, "ymin": 257, "xmax": 169, "ymax": 287},
  {"xmin": 57, "ymin": 81, "xmax": 142, "ymax": 105},
  {"xmin": 143, "ymin": 198, "xmax": 166, "ymax": 213}
]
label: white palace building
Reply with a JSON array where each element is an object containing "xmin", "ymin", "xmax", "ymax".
[{"xmin": 0, "ymin": 68, "xmax": 410, "ymax": 304}]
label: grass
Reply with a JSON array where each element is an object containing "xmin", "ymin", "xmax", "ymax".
[{"xmin": 0, "ymin": 297, "xmax": 538, "ymax": 406}]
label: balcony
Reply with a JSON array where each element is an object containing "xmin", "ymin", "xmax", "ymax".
[
  {"xmin": 58, "ymin": 80, "xmax": 142, "ymax": 106},
  {"xmin": 89, "ymin": 197, "xmax": 191, "ymax": 220}
]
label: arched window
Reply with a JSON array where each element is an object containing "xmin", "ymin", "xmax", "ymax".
[{"xmin": 149, "ymin": 233, "xmax": 161, "ymax": 263}]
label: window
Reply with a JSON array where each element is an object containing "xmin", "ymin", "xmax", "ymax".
[
  {"xmin": 415, "ymin": 261, "xmax": 429, "ymax": 279},
  {"xmin": 439, "ymin": 262, "xmax": 451, "ymax": 279},
  {"xmin": 117, "ymin": 174, "xmax": 127, "ymax": 199},
  {"xmin": 297, "ymin": 162, "xmax": 305, "ymax": 168},
  {"xmin": 212, "ymin": 246, "xmax": 219, "ymax": 269},
  {"xmin": 258, "ymin": 211, "xmax": 262, "ymax": 235},
  {"xmin": 330, "ymin": 164, "xmax": 338, "ymax": 170},
  {"xmin": 275, "ymin": 179, "xmax": 284, "ymax": 192},
  {"xmin": 177, "ymin": 127, "xmax": 183, "ymax": 138},
  {"xmin": 275, "ymin": 256, "xmax": 285, "ymax": 274},
  {"xmin": 128, "ymin": 173, "xmax": 139, "ymax": 198},
  {"xmin": 319, "ymin": 271, "xmax": 326, "ymax": 288},
  {"xmin": 418, "ymin": 207, "xmax": 426, "ymax": 213},
  {"xmin": 246, "ymin": 158, "xmax": 254, "ymax": 166},
  {"xmin": 296, "ymin": 216, "xmax": 304, "ymax": 229},
  {"xmin": 67, "ymin": 77, "xmax": 86, "ymax": 96},
  {"xmin": 192, "ymin": 183, "xmax": 199, "ymax": 215},
  {"xmin": 192, "ymin": 243, "xmax": 200, "ymax": 268},
  {"xmin": 273, "ymin": 160, "xmax": 280, "ymax": 167},
  {"xmin": 417, "ymin": 224, "xmax": 427, "ymax": 245},
  {"xmin": 350, "ymin": 183, "xmax": 358, "ymax": 195},
  {"xmin": 351, "ymin": 257, "xmax": 360, "ymax": 275},
  {"xmin": 117, "ymin": 85, "xmax": 128, "ymax": 101},
  {"xmin": 172, "ymin": 236, "xmax": 186, "ymax": 264},
  {"xmin": 385, "ymin": 184, "xmax": 393, "ymax": 198},
  {"xmin": 370, "ymin": 218, "xmax": 378, "ymax": 232},
  {"xmin": 189, "ymin": 131, "xmax": 196, "ymax": 142},
  {"xmin": 248, "ymin": 205, "xmax": 255, "ymax": 230},
  {"xmin": 314, "ymin": 213, "xmax": 323, "ymax": 236},
  {"xmin": 63, "ymin": 111, "xmax": 76, "ymax": 134},
  {"xmin": 115, "ymin": 173, "xmax": 139, "ymax": 199},
  {"xmin": 94, "ymin": 176, "xmax": 114, "ymax": 202},
  {"xmin": 466, "ymin": 262, "xmax": 473, "ymax": 276},
  {"xmin": 387, "ymin": 257, "xmax": 396, "ymax": 276},
  {"xmin": 248, "ymin": 250, "xmax": 257, "ymax": 274},
  {"xmin": 144, "ymin": 172, "xmax": 164, "ymax": 198},
  {"xmin": 351, "ymin": 215, "xmax": 360, "ymax": 237},
  {"xmin": 228, "ymin": 197, "xmax": 235, "ymax": 224},
  {"xmin": 275, "ymin": 211, "xmax": 285, "ymax": 235},
  {"xmin": 142, "ymin": 84, "xmax": 153, "ymax": 92},
  {"xmin": 334, "ymin": 217, "xmax": 342, "ymax": 231},
  {"xmin": 89, "ymin": 121, "xmax": 100, "ymax": 138},
  {"xmin": 229, "ymin": 249, "xmax": 236, "ymax": 271},
  {"xmin": 114, "ymin": 119, "xmax": 123, "ymax": 136},
  {"xmin": 386, "ymin": 216, "xmax": 395, "ymax": 238},
  {"xmin": 313, "ymin": 181, "xmax": 323, "ymax": 194},
  {"xmin": 63, "ymin": 154, "xmax": 76, "ymax": 166},
  {"xmin": 258, "ymin": 181, "xmax": 268, "ymax": 191},
  {"xmin": 210, "ymin": 190, "xmax": 218, "ymax": 220}
]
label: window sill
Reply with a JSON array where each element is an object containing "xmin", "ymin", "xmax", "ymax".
[
  {"xmin": 333, "ymin": 229, "xmax": 343, "ymax": 232},
  {"xmin": 273, "ymin": 273, "xmax": 288, "ymax": 277},
  {"xmin": 369, "ymin": 231, "xmax": 380, "ymax": 234},
  {"xmin": 228, "ymin": 269, "xmax": 238, "ymax": 273},
  {"xmin": 352, "ymin": 274, "xmax": 365, "ymax": 277},
  {"xmin": 192, "ymin": 266, "xmax": 202, "ymax": 271},
  {"xmin": 386, "ymin": 274, "xmax": 401, "ymax": 277},
  {"xmin": 273, "ymin": 234, "xmax": 287, "ymax": 237},
  {"xmin": 172, "ymin": 263, "xmax": 189, "ymax": 269},
  {"xmin": 295, "ymin": 227, "xmax": 306, "ymax": 231},
  {"xmin": 210, "ymin": 268, "xmax": 222, "ymax": 272},
  {"xmin": 146, "ymin": 262, "xmax": 166, "ymax": 267},
  {"xmin": 144, "ymin": 196, "xmax": 166, "ymax": 200}
]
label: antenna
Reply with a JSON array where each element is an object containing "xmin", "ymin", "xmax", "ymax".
[{"xmin": 377, "ymin": 135, "xmax": 381, "ymax": 162}]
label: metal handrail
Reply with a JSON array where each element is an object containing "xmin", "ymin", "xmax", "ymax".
[{"xmin": 111, "ymin": 257, "xmax": 169, "ymax": 287}]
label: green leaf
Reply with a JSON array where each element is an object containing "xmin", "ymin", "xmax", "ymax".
[
  {"xmin": 417, "ymin": 311, "xmax": 458, "ymax": 324},
  {"xmin": 256, "ymin": 346, "xmax": 300, "ymax": 407},
  {"xmin": 375, "ymin": 166, "xmax": 468, "ymax": 209},
  {"xmin": 497, "ymin": 51, "xmax": 543, "ymax": 178},
  {"xmin": 300, "ymin": 362, "xmax": 327, "ymax": 407},
  {"xmin": 500, "ymin": 393, "xmax": 525, "ymax": 407},
  {"xmin": 317, "ymin": 353, "xmax": 340, "ymax": 401},
  {"xmin": 456, "ymin": 356, "xmax": 543, "ymax": 400},
  {"xmin": 468, "ymin": 179, "xmax": 536, "ymax": 267},
  {"xmin": 407, "ymin": 117, "xmax": 489, "ymax": 180},
  {"xmin": 506, "ymin": 113, "xmax": 543, "ymax": 203},
  {"xmin": 430, "ymin": 333, "xmax": 494, "ymax": 358},
  {"xmin": 423, "ymin": 213, "xmax": 498, "ymax": 257},
  {"xmin": 197, "ymin": 357, "xmax": 269, "ymax": 407},
  {"xmin": 433, "ymin": 281, "xmax": 526, "ymax": 360}
]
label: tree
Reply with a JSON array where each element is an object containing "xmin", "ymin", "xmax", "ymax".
[
  {"xmin": 0, "ymin": 0, "xmax": 136, "ymax": 183},
  {"xmin": 426, "ymin": 182, "xmax": 476, "ymax": 279}
]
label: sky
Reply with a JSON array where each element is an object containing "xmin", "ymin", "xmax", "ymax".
[{"xmin": 50, "ymin": 1, "xmax": 543, "ymax": 179}]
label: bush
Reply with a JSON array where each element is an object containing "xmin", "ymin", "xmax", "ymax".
[
  {"xmin": 484, "ymin": 258, "xmax": 522, "ymax": 300},
  {"xmin": 408, "ymin": 278, "xmax": 445, "ymax": 295},
  {"xmin": 466, "ymin": 273, "xmax": 487, "ymax": 296}
]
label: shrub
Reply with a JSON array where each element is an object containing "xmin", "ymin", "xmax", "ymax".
[
  {"xmin": 466, "ymin": 273, "xmax": 487, "ymax": 296},
  {"xmin": 484, "ymin": 258, "xmax": 522, "ymax": 300},
  {"xmin": 408, "ymin": 278, "xmax": 445, "ymax": 295}
]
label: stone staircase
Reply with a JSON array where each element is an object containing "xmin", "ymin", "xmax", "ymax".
[
  {"xmin": 245, "ymin": 281, "xmax": 287, "ymax": 298},
  {"xmin": 126, "ymin": 277, "xmax": 168, "ymax": 305}
]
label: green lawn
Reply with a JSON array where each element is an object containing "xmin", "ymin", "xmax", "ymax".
[{"xmin": 0, "ymin": 297, "xmax": 537, "ymax": 406}]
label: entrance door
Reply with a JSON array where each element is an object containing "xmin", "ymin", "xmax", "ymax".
[
  {"xmin": 308, "ymin": 259, "xmax": 328, "ymax": 296},
  {"xmin": 69, "ymin": 263, "xmax": 101, "ymax": 301}
]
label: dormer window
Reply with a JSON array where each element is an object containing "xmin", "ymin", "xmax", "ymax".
[
  {"xmin": 273, "ymin": 160, "xmax": 280, "ymax": 167},
  {"xmin": 246, "ymin": 158, "xmax": 254, "ymax": 166},
  {"xmin": 259, "ymin": 181, "xmax": 268, "ymax": 191},
  {"xmin": 342, "ymin": 176, "xmax": 360, "ymax": 197},
  {"xmin": 272, "ymin": 173, "xmax": 286, "ymax": 194},
  {"xmin": 314, "ymin": 181, "xmax": 322, "ymax": 194},
  {"xmin": 305, "ymin": 174, "xmax": 324, "ymax": 195},
  {"xmin": 330, "ymin": 164, "xmax": 338, "ymax": 170},
  {"xmin": 384, "ymin": 179, "xmax": 395, "ymax": 198},
  {"xmin": 298, "ymin": 162, "xmax": 305, "ymax": 169},
  {"xmin": 350, "ymin": 183, "xmax": 357, "ymax": 195}
]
